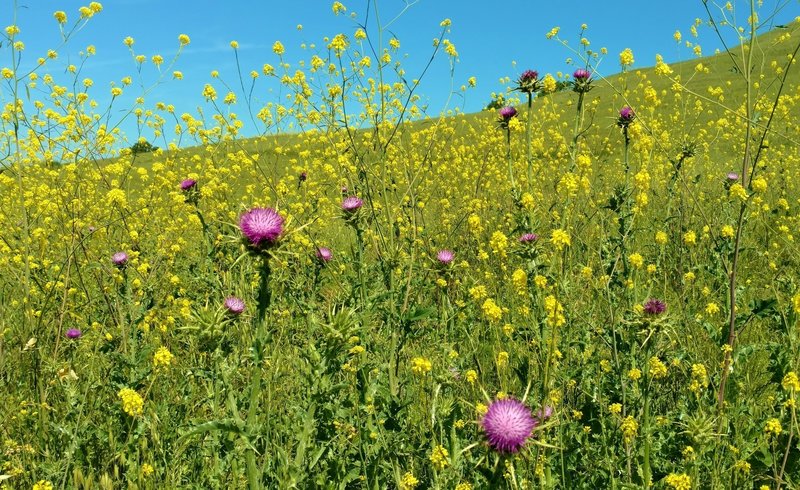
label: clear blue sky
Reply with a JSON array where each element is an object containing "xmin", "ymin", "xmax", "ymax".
[{"xmin": 2, "ymin": 0, "xmax": 797, "ymax": 147}]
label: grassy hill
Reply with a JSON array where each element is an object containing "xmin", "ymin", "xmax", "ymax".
[{"xmin": 123, "ymin": 20, "xmax": 800, "ymax": 174}]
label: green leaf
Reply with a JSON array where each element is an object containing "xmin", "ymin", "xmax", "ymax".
[
  {"xmin": 178, "ymin": 418, "xmax": 243, "ymax": 443},
  {"xmin": 750, "ymin": 298, "xmax": 777, "ymax": 318},
  {"xmin": 403, "ymin": 306, "xmax": 436, "ymax": 324}
]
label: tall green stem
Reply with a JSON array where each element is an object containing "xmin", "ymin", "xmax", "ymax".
[
  {"xmin": 570, "ymin": 91, "xmax": 585, "ymax": 169},
  {"xmin": 255, "ymin": 257, "xmax": 272, "ymax": 325},
  {"xmin": 506, "ymin": 128, "xmax": 516, "ymax": 194},
  {"xmin": 717, "ymin": 0, "xmax": 756, "ymax": 412},
  {"xmin": 355, "ymin": 226, "xmax": 367, "ymax": 309},
  {"xmin": 525, "ymin": 94, "xmax": 533, "ymax": 192},
  {"xmin": 641, "ymin": 334, "xmax": 652, "ymax": 489},
  {"xmin": 247, "ymin": 256, "xmax": 272, "ymax": 489}
]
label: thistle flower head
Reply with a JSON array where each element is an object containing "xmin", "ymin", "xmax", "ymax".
[
  {"xmin": 316, "ymin": 246, "xmax": 333, "ymax": 262},
  {"xmin": 436, "ymin": 249, "xmax": 454, "ymax": 265},
  {"xmin": 518, "ymin": 233, "xmax": 539, "ymax": 244},
  {"xmin": 342, "ymin": 196, "xmax": 364, "ymax": 212},
  {"xmin": 618, "ymin": 106, "xmax": 635, "ymax": 127},
  {"xmin": 224, "ymin": 296, "xmax": 245, "ymax": 315},
  {"xmin": 572, "ymin": 68, "xmax": 593, "ymax": 93},
  {"xmin": 643, "ymin": 298, "xmax": 667, "ymax": 316},
  {"xmin": 65, "ymin": 328, "xmax": 82, "ymax": 339},
  {"xmin": 726, "ymin": 172, "xmax": 739, "ymax": 181},
  {"xmin": 498, "ymin": 106, "xmax": 519, "ymax": 129},
  {"xmin": 111, "ymin": 251, "xmax": 129, "ymax": 267},
  {"xmin": 516, "ymin": 69, "xmax": 539, "ymax": 93},
  {"xmin": 519, "ymin": 69, "xmax": 539, "ymax": 82},
  {"xmin": 481, "ymin": 398, "xmax": 536, "ymax": 453},
  {"xmin": 180, "ymin": 178, "xmax": 197, "ymax": 191},
  {"xmin": 499, "ymin": 106, "xmax": 518, "ymax": 121},
  {"xmin": 239, "ymin": 207, "xmax": 284, "ymax": 249},
  {"xmin": 573, "ymin": 68, "xmax": 591, "ymax": 80}
]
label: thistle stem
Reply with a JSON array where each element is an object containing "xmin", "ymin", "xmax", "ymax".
[
  {"xmin": 526, "ymin": 93, "xmax": 533, "ymax": 192},
  {"xmin": 246, "ymin": 256, "xmax": 272, "ymax": 489},
  {"xmin": 506, "ymin": 128, "xmax": 516, "ymax": 194}
]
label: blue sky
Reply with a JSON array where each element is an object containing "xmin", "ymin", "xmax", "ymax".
[{"xmin": 2, "ymin": 0, "xmax": 797, "ymax": 147}]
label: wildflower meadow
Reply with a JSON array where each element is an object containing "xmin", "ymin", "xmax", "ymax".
[{"xmin": 2, "ymin": 1, "xmax": 800, "ymax": 489}]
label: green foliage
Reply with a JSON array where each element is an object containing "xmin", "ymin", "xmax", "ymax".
[
  {"xmin": 130, "ymin": 140, "xmax": 158, "ymax": 155},
  {"xmin": 2, "ymin": 2, "xmax": 800, "ymax": 490}
]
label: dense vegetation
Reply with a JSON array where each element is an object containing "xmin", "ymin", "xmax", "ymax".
[{"xmin": 2, "ymin": 2, "xmax": 800, "ymax": 489}]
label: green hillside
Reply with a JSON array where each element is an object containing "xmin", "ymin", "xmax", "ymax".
[{"xmin": 124, "ymin": 20, "xmax": 800, "ymax": 175}]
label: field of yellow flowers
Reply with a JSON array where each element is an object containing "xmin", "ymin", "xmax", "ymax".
[{"xmin": 3, "ymin": 2, "xmax": 800, "ymax": 489}]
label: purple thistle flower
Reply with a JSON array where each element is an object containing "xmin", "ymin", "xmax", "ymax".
[
  {"xmin": 516, "ymin": 70, "xmax": 539, "ymax": 94},
  {"xmin": 65, "ymin": 328, "xmax": 82, "ymax": 339},
  {"xmin": 643, "ymin": 298, "xmax": 667, "ymax": 316},
  {"xmin": 519, "ymin": 70, "xmax": 539, "ymax": 83},
  {"xmin": 111, "ymin": 251, "xmax": 129, "ymax": 267},
  {"xmin": 436, "ymin": 249, "xmax": 454, "ymax": 265},
  {"xmin": 224, "ymin": 296, "xmax": 245, "ymax": 315},
  {"xmin": 481, "ymin": 398, "xmax": 537, "ymax": 453},
  {"xmin": 618, "ymin": 106, "xmax": 635, "ymax": 126},
  {"xmin": 535, "ymin": 405, "xmax": 553, "ymax": 422},
  {"xmin": 316, "ymin": 247, "xmax": 333, "ymax": 262},
  {"xmin": 342, "ymin": 196, "xmax": 364, "ymax": 212},
  {"xmin": 726, "ymin": 172, "xmax": 739, "ymax": 181},
  {"xmin": 239, "ymin": 207, "xmax": 284, "ymax": 249},
  {"xmin": 180, "ymin": 179, "xmax": 197, "ymax": 191},
  {"xmin": 573, "ymin": 68, "xmax": 591, "ymax": 80},
  {"xmin": 518, "ymin": 233, "xmax": 539, "ymax": 243},
  {"xmin": 572, "ymin": 68, "xmax": 593, "ymax": 93},
  {"xmin": 299, "ymin": 171, "xmax": 307, "ymax": 182},
  {"xmin": 499, "ymin": 106, "xmax": 518, "ymax": 121}
]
